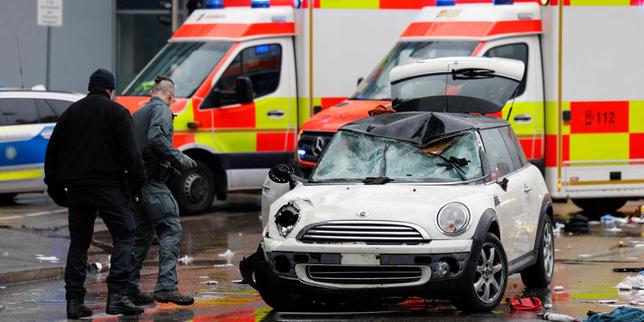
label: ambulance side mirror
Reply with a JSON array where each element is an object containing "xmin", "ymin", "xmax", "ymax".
[{"xmin": 236, "ymin": 77, "xmax": 254, "ymax": 105}]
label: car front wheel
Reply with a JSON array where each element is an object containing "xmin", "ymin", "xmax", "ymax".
[
  {"xmin": 521, "ymin": 216, "xmax": 555, "ymax": 288},
  {"xmin": 455, "ymin": 232, "xmax": 508, "ymax": 312}
]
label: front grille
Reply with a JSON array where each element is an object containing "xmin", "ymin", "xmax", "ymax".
[
  {"xmin": 307, "ymin": 265, "xmax": 423, "ymax": 285},
  {"xmin": 297, "ymin": 132, "xmax": 333, "ymax": 162},
  {"xmin": 298, "ymin": 221, "xmax": 429, "ymax": 244}
]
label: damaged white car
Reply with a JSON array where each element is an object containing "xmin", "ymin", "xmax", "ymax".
[{"xmin": 240, "ymin": 57, "xmax": 554, "ymax": 312}]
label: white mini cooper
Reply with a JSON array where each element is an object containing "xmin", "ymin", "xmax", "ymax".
[{"xmin": 240, "ymin": 57, "xmax": 554, "ymax": 312}]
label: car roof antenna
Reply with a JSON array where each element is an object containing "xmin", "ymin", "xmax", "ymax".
[
  {"xmin": 15, "ymin": 35, "xmax": 24, "ymax": 88},
  {"xmin": 505, "ymin": 86, "xmax": 520, "ymax": 121}
]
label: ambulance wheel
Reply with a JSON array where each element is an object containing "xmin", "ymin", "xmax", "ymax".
[
  {"xmin": 0, "ymin": 193, "xmax": 16, "ymax": 204},
  {"xmin": 173, "ymin": 161, "xmax": 215, "ymax": 215},
  {"xmin": 521, "ymin": 216, "xmax": 554, "ymax": 288},
  {"xmin": 455, "ymin": 233, "xmax": 507, "ymax": 313},
  {"xmin": 572, "ymin": 198, "xmax": 627, "ymax": 213}
]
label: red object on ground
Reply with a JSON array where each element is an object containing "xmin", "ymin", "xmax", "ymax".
[{"xmin": 510, "ymin": 297, "xmax": 543, "ymax": 311}]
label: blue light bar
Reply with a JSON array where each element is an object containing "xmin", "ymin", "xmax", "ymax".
[
  {"xmin": 205, "ymin": 0, "xmax": 224, "ymax": 9},
  {"xmin": 494, "ymin": 0, "xmax": 514, "ymax": 5},
  {"xmin": 436, "ymin": 0, "xmax": 455, "ymax": 6},
  {"xmin": 251, "ymin": 0, "xmax": 270, "ymax": 8},
  {"xmin": 297, "ymin": 149, "xmax": 306, "ymax": 157}
]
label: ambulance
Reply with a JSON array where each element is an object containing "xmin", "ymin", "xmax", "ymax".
[
  {"xmin": 296, "ymin": 0, "xmax": 644, "ymax": 212},
  {"xmin": 116, "ymin": 0, "xmax": 421, "ymax": 213}
]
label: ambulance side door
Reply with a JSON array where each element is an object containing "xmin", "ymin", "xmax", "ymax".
[
  {"xmin": 200, "ymin": 38, "xmax": 297, "ymax": 190},
  {"xmin": 477, "ymin": 36, "xmax": 545, "ymax": 168}
]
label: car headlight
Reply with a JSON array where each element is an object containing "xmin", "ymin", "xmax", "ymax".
[
  {"xmin": 275, "ymin": 203, "xmax": 300, "ymax": 237},
  {"xmin": 436, "ymin": 202, "xmax": 470, "ymax": 235}
]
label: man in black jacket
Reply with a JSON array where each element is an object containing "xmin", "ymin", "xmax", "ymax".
[{"xmin": 44, "ymin": 69, "xmax": 146, "ymax": 319}]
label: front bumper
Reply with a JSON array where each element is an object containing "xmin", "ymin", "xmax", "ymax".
[{"xmin": 241, "ymin": 239, "xmax": 478, "ymax": 301}]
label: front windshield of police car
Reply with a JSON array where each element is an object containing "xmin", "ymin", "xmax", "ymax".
[
  {"xmin": 123, "ymin": 41, "xmax": 233, "ymax": 98},
  {"xmin": 310, "ymin": 130, "xmax": 483, "ymax": 183},
  {"xmin": 352, "ymin": 41, "xmax": 479, "ymax": 101}
]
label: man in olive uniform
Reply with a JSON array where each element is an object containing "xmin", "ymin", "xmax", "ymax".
[{"xmin": 127, "ymin": 76, "xmax": 197, "ymax": 305}]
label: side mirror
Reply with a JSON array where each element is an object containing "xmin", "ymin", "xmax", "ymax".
[
  {"xmin": 268, "ymin": 164, "xmax": 303, "ymax": 189},
  {"xmin": 235, "ymin": 76, "xmax": 254, "ymax": 105},
  {"xmin": 313, "ymin": 105, "xmax": 323, "ymax": 114},
  {"xmin": 357, "ymin": 77, "xmax": 364, "ymax": 87},
  {"xmin": 200, "ymin": 88, "xmax": 223, "ymax": 109},
  {"xmin": 497, "ymin": 177, "xmax": 509, "ymax": 192}
]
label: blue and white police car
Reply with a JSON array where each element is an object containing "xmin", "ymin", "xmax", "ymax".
[{"xmin": 0, "ymin": 90, "xmax": 83, "ymax": 202}]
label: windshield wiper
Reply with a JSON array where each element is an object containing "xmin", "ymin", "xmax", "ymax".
[
  {"xmin": 428, "ymin": 152, "xmax": 469, "ymax": 181},
  {"xmin": 363, "ymin": 176, "xmax": 393, "ymax": 185}
]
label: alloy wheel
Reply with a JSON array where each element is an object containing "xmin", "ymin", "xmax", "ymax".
[
  {"xmin": 474, "ymin": 243, "xmax": 505, "ymax": 304},
  {"xmin": 543, "ymin": 222, "xmax": 554, "ymax": 279}
]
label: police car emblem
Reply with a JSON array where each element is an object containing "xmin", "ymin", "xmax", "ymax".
[{"xmin": 4, "ymin": 146, "xmax": 17, "ymax": 161}]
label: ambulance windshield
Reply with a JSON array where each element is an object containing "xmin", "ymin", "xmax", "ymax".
[
  {"xmin": 352, "ymin": 41, "xmax": 478, "ymax": 101},
  {"xmin": 123, "ymin": 41, "xmax": 233, "ymax": 98}
]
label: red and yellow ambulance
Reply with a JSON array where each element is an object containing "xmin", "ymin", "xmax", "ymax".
[
  {"xmin": 117, "ymin": 0, "xmax": 421, "ymax": 213},
  {"xmin": 296, "ymin": 0, "xmax": 644, "ymax": 212}
]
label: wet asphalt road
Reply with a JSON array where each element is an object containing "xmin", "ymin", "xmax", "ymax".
[{"xmin": 0, "ymin": 193, "xmax": 642, "ymax": 322}]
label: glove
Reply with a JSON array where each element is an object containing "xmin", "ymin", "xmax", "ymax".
[
  {"xmin": 47, "ymin": 186, "xmax": 68, "ymax": 207},
  {"xmin": 180, "ymin": 155, "xmax": 197, "ymax": 170}
]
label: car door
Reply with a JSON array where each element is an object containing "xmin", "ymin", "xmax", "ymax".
[
  {"xmin": 480, "ymin": 128, "xmax": 528, "ymax": 262},
  {"xmin": 199, "ymin": 39, "xmax": 297, "ymax": 190},
  {"xmin": 0, "ymin": 97, "xmax": 47, "ymax": 184}
]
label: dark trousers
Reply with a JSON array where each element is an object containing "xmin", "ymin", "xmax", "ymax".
[
  {"xmin": 65, "ymin": 185, "xmax": 135, "ymax": 301},
  {"xmin": 128, "ymin": 180, "xmax": 182, "ymax": 294}
]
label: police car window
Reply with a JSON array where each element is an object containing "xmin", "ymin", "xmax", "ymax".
[
  {"xmin": 35, "ymin": 99, "xmax": 57, "ymax": 123},
  {"xmin": 0, "ymin": 98, "xmax": 39, "ymax": 125},
  {"xmin": 480, "ymin": 128, "xmax": 515, "ymax": 179},
  {"xmin": 46, "ymin": 99, "xmax": 73, "ymax": 116},
  {"xmin": 483, "ymin": 43, "xmax": 528, "ymax": 96},
  {"xmin": 207, "ymin": 44, "xmax": 281, "ymax": 108}
]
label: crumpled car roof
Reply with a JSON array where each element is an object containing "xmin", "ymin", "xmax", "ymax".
[{"xmin": 340, "ymin": 111, "xmax": 508, "ymax": 148}]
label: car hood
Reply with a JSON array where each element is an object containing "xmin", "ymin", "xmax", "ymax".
[
  {"xmin": 271, "ymin": 183, "xmax": 493, "ymax": 240},
  {"xmin": 300, "ymin": 99, "xmax": 390, "ymax": 133}
]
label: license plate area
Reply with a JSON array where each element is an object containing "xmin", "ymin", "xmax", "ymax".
[{"xmin": 340, "ymin": 254, "xmax": 380, "ymax": 265}]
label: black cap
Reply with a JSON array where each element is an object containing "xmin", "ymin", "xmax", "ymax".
[{"xmin": 88, "ymin": 68, "xmax": 115, "ymax": 91}]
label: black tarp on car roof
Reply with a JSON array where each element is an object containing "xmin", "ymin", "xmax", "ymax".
[{"xmin": 340, "ymin": 111, "xmax": 508, "ymax": 148}]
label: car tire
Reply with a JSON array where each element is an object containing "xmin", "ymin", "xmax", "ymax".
[
  {"xmin": 521, "ymin": 216, "xmax": 555, "ymax": 288},
  {"xmin": 455, "ymin": 232, "xmax": 508, "ymax": 313},
  {"xmin": 171, "ymin": 161, "xmax": 216, "ymax": 215},
  {"xmin": 572, "ymin": 198, "xmax": 627, "ymax": 213}
]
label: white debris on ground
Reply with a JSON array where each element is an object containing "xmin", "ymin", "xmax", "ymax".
[
  {"xmin": 35, "ymin": 254, "xmax": 59, "ymax": 262},
  {"xmin": 616, "ymin": 274, "xmax": 644, "ymax": 306},
  {"xmin": 218, "ymin": 249, "xmax": 235, "ymax": 259},
  {"xmin": 201, "ymin": 280, "xmax": 218, "ymax": 285},
  {"xmin": 179, "ymin": 255, "xmax": 194, "ymax": 265}
]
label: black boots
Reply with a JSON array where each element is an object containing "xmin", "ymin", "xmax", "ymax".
[
  {"xmin": 127, "ymin": 289, "xmax": 156, "ymax": 305},
  {"xmin": 106, "ymin": 293, "xmax": 144, "ymax": 316},
  {"xmin": 153, "ymin": 290, "xmax": 194, "ymax": 306},
  {"xmin": 67, "ymin": 299, "xmax": 92, "ymax": 319}
]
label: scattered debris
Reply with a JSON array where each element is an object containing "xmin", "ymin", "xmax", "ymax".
[
  {"xmin": 553, "ymin": 285, "xmax": 565, "ymax": 292},
  {"xmin": 616, "ymin": 275, "xmax": 644, "ymax": 291},
  {"xmin": 213, "ymin": 263, "xmax": 234, "ymax": 268},
  {"xmin": 218, "ymin": 249, "xmax": 235, "ymax": 259},
  {"xmin": 537, "ymin": 312, "xmax": 579, "ymax": 321},
  {"xmin": 231, "ymin": 279, "xmax": 244, "ymax": 284},
  {"xmin": 586, "ymin": 307, "xmax": 644, "ymax": 322},
  {"xmin": 511, "ymin": 297, "xmax": 542, "ymax": 310},
  {"xmin": 179, "ymin": 255, "xmax": 193, "ymax": 265},
  {"xmin": 201, "ymin": 280, "xmax": 218, "ymax": 285},
  {"xmin": 544, "ymin": 303, "xmax": 553, "ymax": 309},
  {"xmin": 0, "ymin": 285, "xmax": 6, "ymax": 289},
  {"xmin": 0, "ymin": 304, "xmax": 4, "ymax": 311},
  {"xmin": 565, "ymin": 214, "xmax": 589, "ymax": 234},
  {"xmin": 553, "ymin": 223, "xmax": 565, "ymax": 236},
  {"xmin": 35, "ymin": 255, "xmax": 59, "ymax": 262},
  {"xmin": 2, "ymin": 251, "xmax": 8, "ymax": 257},
  {"xmin": 86, "ymin": 262, "xmax": 102, "ymax": 274},
  {"xmin": 199, "ymin": 276, "xmax": 209, "ymax": 279},
  {"xmin": 597, "ymin": 299, "xmax": 617, "ymax": 304}
]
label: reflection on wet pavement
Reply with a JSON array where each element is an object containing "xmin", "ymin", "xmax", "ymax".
[{"xmin": 0, "ymin": 195, "xmax": 640, "ymax": 321}]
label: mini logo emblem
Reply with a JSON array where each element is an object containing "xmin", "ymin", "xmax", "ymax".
[
  {"xmin": 4, "ymin": 146, "xmax": 17, "ymax": 161},
  {"xmin": 356, "ymin": 211, "xmax": 367, "ymax": 218},
  {"xmin": 312, "ymin": 136, "xmax": 326, "ymax": 157}
]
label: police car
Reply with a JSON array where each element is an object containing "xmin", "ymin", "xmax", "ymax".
[
  {"xmin": 241, "ymin": 58, "xmax": 554, "ymax": 312},
  {"xmin": 0, "ymin": 90, "xmax": 83, "ymax": 203}
]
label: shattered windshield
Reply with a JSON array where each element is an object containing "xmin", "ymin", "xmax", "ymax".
[
  {"xmin": 123, "ymin": 41, "xmax": 232, "ymax": 98},
  {"xmin": 310, "ymin": 130, "xmax": 483, "ymax": 183},
  {"xmin": 352, "ymin": 41, "xmax": 478, "ymax": 101}
]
